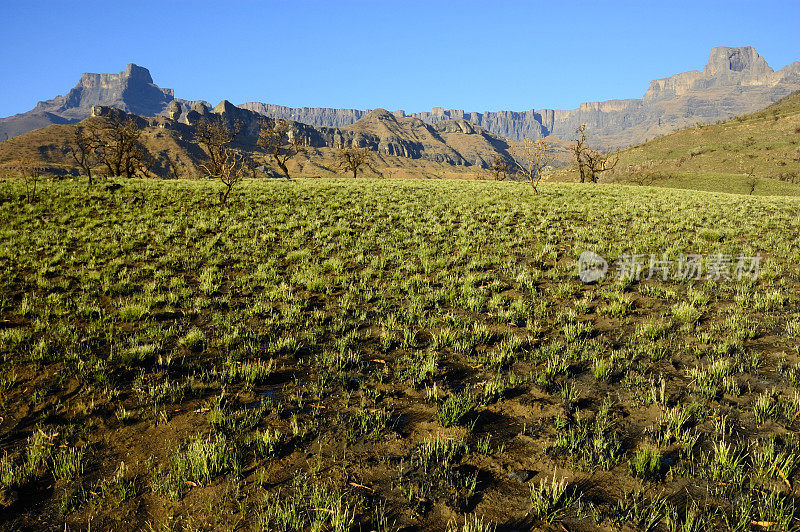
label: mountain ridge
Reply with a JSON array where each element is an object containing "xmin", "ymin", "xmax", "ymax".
[
  {"xmin": 241, "ymin": 46, "xmax": 800, "ymax": 147},
  {"xmin": 1, "ymin": 47, "xmax": 798, "ymax": 149}
]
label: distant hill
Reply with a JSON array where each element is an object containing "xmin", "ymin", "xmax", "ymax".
[{"xmin": 591, "ymin": 90, "xmax": 800, "ymax": 196}]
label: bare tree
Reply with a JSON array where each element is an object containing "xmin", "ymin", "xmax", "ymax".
[
  {"xmin": 244, "ymin": 157, "xmax": 259, "ymax": 178},
  {"xmin": 489, "ymin": 155, "xmax": 511, "ymax": 181},
  {"xmin": 510, "ymin": 138, "xmax": 553, "ymax": 194},
  {"xmin": 583, "ymin": 148, "xmax": 618, "ymax": 183},
  {"xmin": 194, "ymin": 118, "xmax": 245, "ymax": 204},
  {"xmin": 257, "ymin": 119, "xmax": 306, "ymax": 179},
  {"xmin": 18, "ymin": 158, "xmax": 44, "ymax": 202},
  {"xmin": 572, "ymin": 124, "xmax": 589, "ymax": 183},
  {"xmin": 67, "ymin": 126, "xmax": 96, "ymax": 184},
  {"xmin": 335, "ymin": 146, "xmax": 373, "ymax": 178},
  {"xmin": 744, "ymin": 167, "xmax": 758, "ymax": 195},
  {"xmin": 629, "ymin": 171, "xmax": 664, "ymax": 186},
  {"xmin": 194, "ymin": 117, "xmax": 241, "ymax": 176},
  {"xmin": 166, "ymin": 154, "xmax": 182, "ymax": 179},
  {"xmin": 200, "ymin": 149, "xmax": 244, "ymax": 205},
  {"xmin": 87, "ymin": 114, "xmax": 148, "ymax": 178},
  {"xmin": 571, "ymin": 123, "xmax": 618, "ymax": 183}
]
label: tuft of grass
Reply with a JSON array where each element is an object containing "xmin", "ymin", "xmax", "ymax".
[
  {"xmin": 247, "ymin": 429, "xmax": 283, "ymax": 459},
  {"xmin": 530, "ymin": 472, "xmax": 579, "ymax": 524},
  {"xmin": 0, "ymin": 452, "xmax": 15, "ymax": 488},
  {"xmin": 786, "ymin": 318, "xmax": 800, "ymax": 339},
  {"xmin": 437, "ymin": 388, "xmax": 477, "ymax": 428},
  {"xmin": 672, "ymin": 302, "xmax": 702, "ymax": 327},
  {"xmin": 630, "ymin": 445, "xmax": 662, "ymax": 480},
  {"xmin": 178, "ymin": 328, "xmax": 206, "ymax": 352},
  {"xmin": 592, "ymin": 357, "xmax": 614, "ymax": 382},
  {"xmin": 152, "ymin": 433, "xmax": 240, "ymax": 499},
  {"xmin": 416, "ymin": 434, "xmax": 469, "ymax": 475},
  {"xmin": 52, "ymin": 447, "xmax": 85, "ymax": 480},
  {"xmin": 349, "ymin": 408, "xmax": 394, "ymax": 441},
  {"xmin": 447, "ymin": 514, "xmax": 496, "ymax": 532},
  {"xmin": 550, "ymin": 401, "xmax": 621, "ymax": 469},
  {"xmin": 222, "ymin": 358, "xmax": 275, "ymax": 385}
]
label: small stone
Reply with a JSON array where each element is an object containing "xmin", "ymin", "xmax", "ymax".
[{"xmin": 508, "ymin": 469, "xmax": 532, "ymax": 483}]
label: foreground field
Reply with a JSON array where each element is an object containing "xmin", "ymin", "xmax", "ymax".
[{"xmin": 1, "ymin": 177, "xmax": 800, "ymax": 531}]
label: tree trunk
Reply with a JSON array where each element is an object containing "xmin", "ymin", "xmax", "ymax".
[{"xmin": 274, "ymin": 157, "xmax": 290, "ymax": 180}]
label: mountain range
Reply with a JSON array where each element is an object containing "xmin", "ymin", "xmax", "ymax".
[
  {"xmin": 243, "ymin": 47, "xmax": 800, "ymax": 147},
  {"xmin": 2, "ymin": 46, "xmax": 797, "ymax": 150}
]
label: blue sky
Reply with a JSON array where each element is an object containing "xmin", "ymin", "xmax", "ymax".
[{"xmin": 0, "ymin": 0, "xmax": 798, "ymax": 117}]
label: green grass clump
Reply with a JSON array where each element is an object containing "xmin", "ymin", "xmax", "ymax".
[
  {"xmin": 437, "ymin": 388, "xmax": 478, "ymax": 427},
  {"xmin": 222, "ymin": 358, "xmax": 275, "ymax": 385},
  {"xmin": 630, "ymin": 445, "xmax": 662, "ymax": 480},
  {"xmin": 551, "ymin": 401, "xmax": 621, "ymax": 469},
  {"xmin": 52, "ymin": 447, "xmax": 85, "ymax": 480},
  {"xmin": 178, "ymin": 328, "xmax": 206, "ymax": 352},
  {"xmin": 246, "ymin": 429, "xmax": 283, "ymax": 459},
  {"xmin": 530, "ymin": 472, "xmax": 580, "ymax": 524},
  {"xmin": 153, "ymin": 433, "xmax": 240, "ymax": 499}
]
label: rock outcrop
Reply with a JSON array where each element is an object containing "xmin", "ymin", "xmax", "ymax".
[
  {"xmin": 205, "ymin": 104, "xmax": 510, "ymax": 168},
  {"xmin": 167, "ymin": 101, "xmax": 182, "ymax": 121}
]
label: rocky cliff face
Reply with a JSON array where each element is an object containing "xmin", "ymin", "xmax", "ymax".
[
  {"xmin": 549, "ymin": 47, "xmax": 800, "ymax": 147},
  {"xmin": 198, "ymin": 103, "xmax": 510, "ymax": 168},
  {"xmin": 242, "ymin": 47, "xmax": 800, "ymax": 148},
  {"xmin": 238, "ymin": 102, "xmax": 367, "ymax": 128},
  {"xmin": 54, "ymin": 63, "xmax": 174, "ymax": 116}
]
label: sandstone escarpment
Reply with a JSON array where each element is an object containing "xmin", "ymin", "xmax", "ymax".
[{"xmin": 243, "ymin": 47, "xmax": 800, "ymax": 148}]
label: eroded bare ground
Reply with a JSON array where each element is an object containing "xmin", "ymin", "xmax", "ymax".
[{"xmin": 1, "ymin": 178, "xmax": 800, "ymax": 531}]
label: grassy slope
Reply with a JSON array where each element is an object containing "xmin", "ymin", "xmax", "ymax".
[
  {"xmin": 2, "ymin": 178, "xmax": 800, "ymax": 530},
  {"xmin": 602, "ymin": 90, "xmax": 800, "ymax": 195}
]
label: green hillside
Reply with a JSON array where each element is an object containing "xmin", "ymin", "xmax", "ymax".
[{"xmin": 607, "ymin": 90, "xmax": 800, "ymax": 195}]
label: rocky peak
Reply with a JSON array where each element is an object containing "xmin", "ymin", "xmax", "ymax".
[
  {"xmin": 123, "ymin": 63, "xmax": 155, "ymax": 84},
  {"xmin": 363, "ymin": 108, "xmax": 397, "ymax": 122},
  {"xmin": 213, "ymin": 99, "xmax": 238, "ymax": 115},
  {"xmin": 643, "ymin": 46, "xmax": 783, "ymax": 104},
  {"xmin": 704, "ymin": 46, "xmax": 773, "ymax": 77},
  {"xmin": 57, "ymin": 63, "xmax": 174, "ymax": 117}
]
